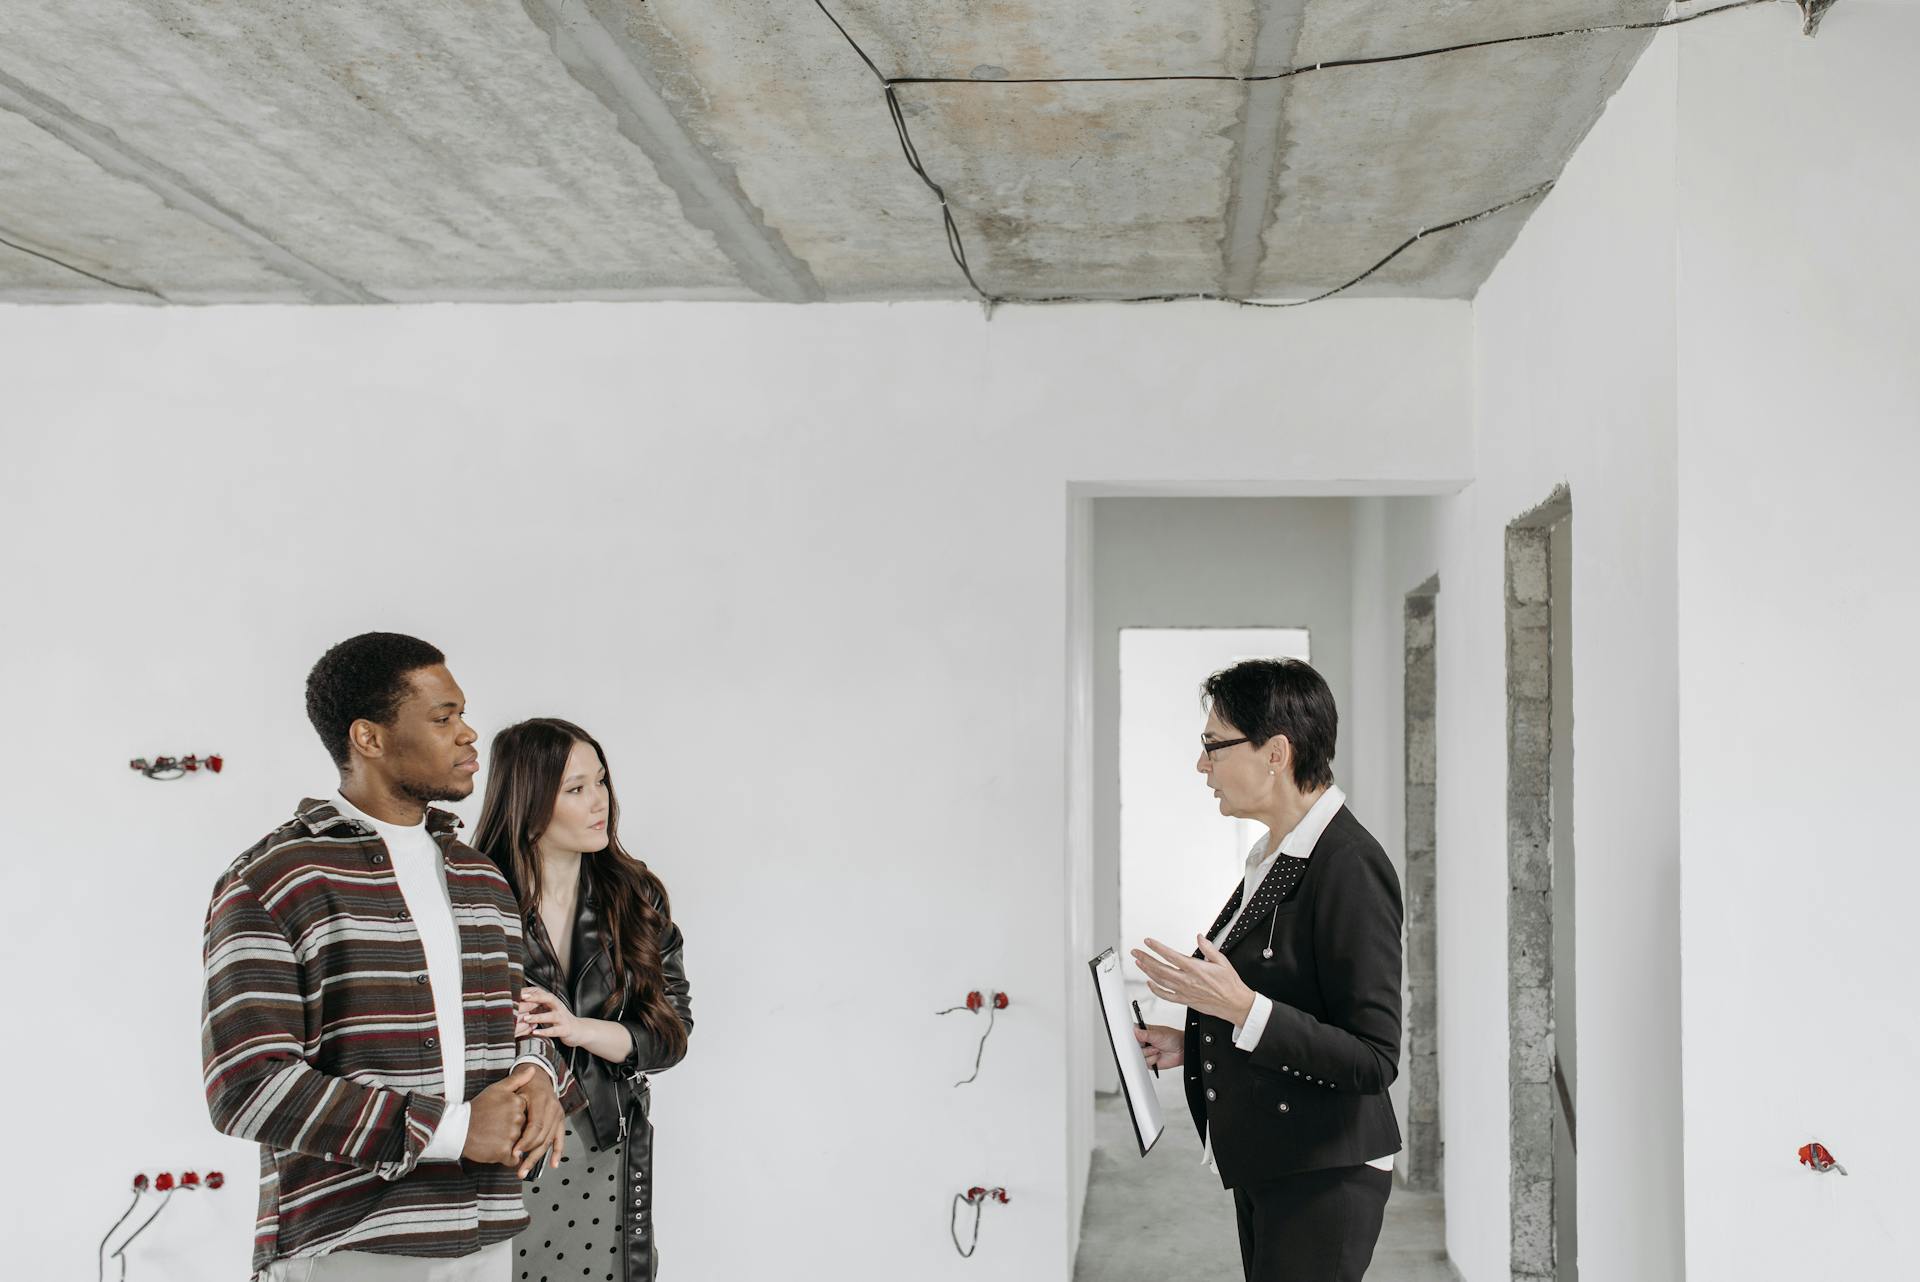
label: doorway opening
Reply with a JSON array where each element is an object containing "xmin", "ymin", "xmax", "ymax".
[{"xmin": 1505, "ymin": 487, "xmax": 1576, "ymax": 1282}]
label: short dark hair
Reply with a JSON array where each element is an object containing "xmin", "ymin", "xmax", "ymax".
[
  {"xmin": 1201, "ymin": 658, "xmax": 1338, "ymax": 791},
  {"xmin": 305, "ymin": 632, "xmax": 446, "ymax": 769}
]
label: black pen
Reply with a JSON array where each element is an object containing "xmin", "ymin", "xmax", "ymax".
[{"xmin": 1131, "ymin": 998, "xmax": 1160, "ymax": 1077}]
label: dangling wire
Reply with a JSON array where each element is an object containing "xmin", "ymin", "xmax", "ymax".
[
  {"xmin": 97, "ymin": 1189, "xmax": 144, "ymax": 1282},
  {"xmin": 110, "ymin": 1189, "xmax": 176, "ymax": 1279},
  {"xmin": 951, "ymin": 1190, "xmax": 986, "ymax": 1257},
  {"xmin": 952, "ymin": 999, "xmax": 996, "ymax": 1088}
]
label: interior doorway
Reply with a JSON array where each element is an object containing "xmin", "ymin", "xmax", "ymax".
[
  {"xmin": 1505, "ymin": 487, "xmax": 1576, "ymax": 1282},
  {"xmin": 1065, "ymin": 490, "xmax": 1465, "ymax": 1282}
]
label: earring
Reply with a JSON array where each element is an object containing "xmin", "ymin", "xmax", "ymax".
[{"xmin": 1269, "ymin": 769, "xmax": 1275, "ymax": 776}]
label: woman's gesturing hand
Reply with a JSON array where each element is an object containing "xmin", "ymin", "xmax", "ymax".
[
  {"xmin": 516, "ymin": 985, "xmax": 583, "ymax": 1047},
  {"xmin": 1131, "ymin": 936, "xmax": 1257, "ymax": 1027}
]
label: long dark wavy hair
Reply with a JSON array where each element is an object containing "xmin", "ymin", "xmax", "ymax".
[{"xmin": 473, "ymin": 717, "xmax": 687, "ymax": 1062}]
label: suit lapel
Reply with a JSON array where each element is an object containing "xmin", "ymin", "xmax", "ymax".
[
  {"xmin": 1220, "ymin": 852, "xmax": 1312, "ymax": 953},
  {"xmin": 1204, "ymin": 882, "xmax": 1244, "ymax": 942}
]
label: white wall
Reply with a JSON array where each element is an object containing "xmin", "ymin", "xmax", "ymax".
[
  {"xmin": 1351, "ymin": 10, "xmax": 1920, "ymax": 1280},
  {"xmin": 0, "ymin": 299, "xmax": 1470, "ymax": 1281},
  {"xmin": 1675, "ymin": 6, "xmax": 1920, "ymax": 1278},
  {"xmin": 1089, "ymin": 498, "xmax": 1354, "ymax": 1098},
  {"xmin": 1349, "ymin": 30, "xmax": 1685, "ymax": 1281}
]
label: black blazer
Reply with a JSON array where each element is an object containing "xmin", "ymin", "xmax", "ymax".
[{"xmin": 1182, "ymin": 805, "xmax": 1404, "ymax": 1186}]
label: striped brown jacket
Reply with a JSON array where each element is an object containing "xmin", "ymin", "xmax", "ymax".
[{"xmin": 201, "ymin": 797, "xmax": 582, "ymax": 1275}]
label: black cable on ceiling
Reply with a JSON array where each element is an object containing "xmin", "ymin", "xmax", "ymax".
[
  {"xmin": 0, "ymin": 230, "xmax": 162, "ymax": 300},
  {"xmin": 812, "ymin": 0, "xmax": 1788, "ymax": 308}
]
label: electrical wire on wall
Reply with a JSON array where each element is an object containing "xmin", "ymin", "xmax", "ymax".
[
  {"xmin": 99, "ymin": 1171, "xmax": 224, "ymax": 1281},
  {"xmin": 128, "ymin": 754, "xmax": 223, "ymax": 779},
  {"xmin": 937, "ymin": 990, "xmax": 1008, "ymax": 1087},
  {"xmin": 950, "ymin": 1186, "xmax": 1010, "ymax": 1258},
  {"xmin": 812, "ymin": 0, "xmax": 1832, "ymax": 309}
]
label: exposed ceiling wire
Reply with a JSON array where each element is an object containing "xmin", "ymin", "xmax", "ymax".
[
  {"xmin": 813, "ymin": 0, "xmax": 1796, "ymax": 309},
  {"xmin": 1020, "ymin": 179, "xmax": 1561, "ymax": 309},
  {"xmin": 886, "ymin": 0, "xmax": 1778, "ymax": 88},
  {"xmin": 0, "ymin": 229, "xmax": 162, "ymax": 300}
]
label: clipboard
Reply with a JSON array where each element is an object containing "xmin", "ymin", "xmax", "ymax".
[{"xmin": 1089, "ymin": 947, "xmax": 1165, "ymax": 1157}]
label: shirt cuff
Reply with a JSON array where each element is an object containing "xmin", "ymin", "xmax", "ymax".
[
  {"xmin": 1232, "ymin": 994, "xmax": 1273, "ymax": 1052},
  {"xmin": 421, "ymin": 1100, "xmax": 470, "ymax": 1162},
  {"xmin": 515, "ymin": 1053, "xmax": 561, "ymax": 1089}
]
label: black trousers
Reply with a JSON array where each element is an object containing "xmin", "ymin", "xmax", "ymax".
[{"xmin": 1232, "ymin": 1164, "xmax": 1393, "ymax": 1282}]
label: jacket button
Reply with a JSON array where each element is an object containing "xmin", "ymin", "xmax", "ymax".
[
  {"xmin": 372, "ymin": 853, "xmax": 386, "ymax": 865},
  {"xmin": 1203, "ymin": 1061, "xmax": 1213, "ymax": 1073},
  {"xmin": 423, "ymin": 1036, "xmax": 437, "ymax": 1050},
  {"xmin": 1277, "ymin": 1102, "xmax": 1290, "ymax": 1114},
  {"xmin": 1204, "ymin": 1034, "xmax": 1213, "ymax": 1044},
  {"xmin": 393, "ymin": 910, "xmax": 409, "ymax": 921},
  {"xmin": 1205, "ymin": 1088, "xmax": 1216, "ymax": 1101},
  {"xmin": 416, "ymin": 973, "xmax": 430, "ymax": 985}
]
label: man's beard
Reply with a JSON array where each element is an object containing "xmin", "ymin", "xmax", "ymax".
[{"xmin": 397, "ymin": 775, "xmax": 472, "ymax": 805}]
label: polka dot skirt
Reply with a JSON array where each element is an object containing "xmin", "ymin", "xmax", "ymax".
[{"xmin": 517, "ymin": 1113, "xmax": 624, "ymax": 1282}]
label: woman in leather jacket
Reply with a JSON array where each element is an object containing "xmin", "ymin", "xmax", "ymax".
[{"xmin": 473, "ymin": 718, "xmax": 692, "ymax": 1282}]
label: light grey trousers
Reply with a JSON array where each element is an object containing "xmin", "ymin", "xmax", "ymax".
[{"xmin": 261, "ymin": 1239, "xmax": 509, "ymax": 1282}]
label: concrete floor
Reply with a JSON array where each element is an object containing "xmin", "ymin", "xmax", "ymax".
[{"xmin": 1074, "ymin": 1069, "xmax": 1458, "ymax": 1282}]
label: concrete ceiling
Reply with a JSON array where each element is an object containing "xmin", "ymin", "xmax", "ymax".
[{"xmin": 0, "ymin": 1, "xmax": 1669, "ymax": 305}]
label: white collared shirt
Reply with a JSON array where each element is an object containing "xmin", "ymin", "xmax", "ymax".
[{"xmin": 1201, "ymin": 785, "xmax": 1395, "ymax": 1173}]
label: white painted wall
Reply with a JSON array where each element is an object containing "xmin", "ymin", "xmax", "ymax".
[
  {"xmin": 1348, "ymin": 30, "xmax": 1685, "ymax": 1281},
  {"xmin": 1351, "ymin": 9, "xmax": 1920, "ymax": 1280},
  {"xmin": 0, "ymin": 300, "xmax": 1470, "ymax": 1282},
  {"xmin": 1676, "ymin": 6, "xmax": 1920, "ymax": 1278},
  {"xmin": 1089, "ymin": 498, "xmax": 1354, "ymax": 1100}
]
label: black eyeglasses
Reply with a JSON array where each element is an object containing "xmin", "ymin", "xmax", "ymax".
[{"xmin": 1200, "ymin": 735, "xmax": 1250, "ymax": 758}]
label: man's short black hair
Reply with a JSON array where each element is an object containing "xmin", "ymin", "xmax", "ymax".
[
  {"xmin": 306, "ymin": 632, "xmax": 446, "ymax": 769},
  {"xmin": 1201, "ymin": 657, "xmax": 1338, "ymax": 791}
]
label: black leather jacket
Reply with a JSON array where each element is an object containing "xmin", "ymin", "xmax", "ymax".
[{"xmin": 502, "ymin": 864, "xmax": 691, "ymax": 1281}]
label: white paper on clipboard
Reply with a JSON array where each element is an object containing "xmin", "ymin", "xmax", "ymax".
[{"xmin": 1089, "ymin": 947, "xmax": 1165, "ymax": 1157}]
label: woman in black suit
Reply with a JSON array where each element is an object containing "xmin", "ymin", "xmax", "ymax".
[
  {"xmin": 474, "ymin": 718, "xmax": 692, "ymax": 1282},
  {"xmin": 1132, "ymin": 658, "xmax": 1403, "ymax": 1282}
]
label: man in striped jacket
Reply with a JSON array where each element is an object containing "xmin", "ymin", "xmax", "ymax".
[{"xmin": 202, "ymin": 633, "xmax": 581, "ymax": 1280}]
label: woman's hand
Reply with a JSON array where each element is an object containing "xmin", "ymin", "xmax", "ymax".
[
  {"xmin": 1133, "ymin": 1022, "xmax": 1185, "ymax": 1070},
  {"xmin": 1131, "ymin": 936, "xmax": 1258, "ymax": 1027},
  {"xmin": 515, "ymin": 986, "xmax": 583, "ymax": 1047}
]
